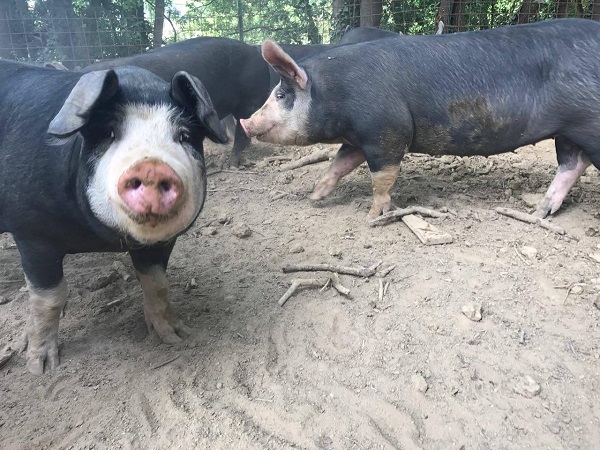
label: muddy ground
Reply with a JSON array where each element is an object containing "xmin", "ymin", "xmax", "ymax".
[{"xmin": 1, "ymin": 139, "xmax": 599, "ymax": 450}]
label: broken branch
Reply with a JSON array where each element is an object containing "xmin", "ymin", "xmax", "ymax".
[
  {"xmin": 278, "ymin": 278, "xmax": 329, "ymax": 306},
  {"xmin": 282, "ymin": 261, "xmax": 382, "ymax": 278},
  {"xmin": 331, "ymin": 272, "xmax": 351, "ymax": 296},
  {"xmin": 369, "ymin": 206, "xmax": 448, "ymax": 227},
  {"xmin": 279, "ymin": 150, "xmax": 334, "ymax": 171},
  {"xmin": 495, "ymin": 207, "xmax": 566, "ymax": 235}
]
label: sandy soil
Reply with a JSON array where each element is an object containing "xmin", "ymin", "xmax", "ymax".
[{"xmin": 1, "ymin": 139, "xmax": 599, "ymax": 450}]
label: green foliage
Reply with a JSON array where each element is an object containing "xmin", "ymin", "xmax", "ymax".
[
  {"xmin": 2, "ymin": 0, "xmax": 596, "ymax": 66},
  {"xmin": 178, "ymin": 0, "xmax": 332, "ymax": 44}
]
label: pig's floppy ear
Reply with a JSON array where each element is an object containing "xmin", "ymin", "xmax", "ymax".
[
  {"xmin": 171, "ymin": 71, "xmax": 228, "ymax": 145},
  {"xmin": 262, "ymin": 40, "xmax": 308, "ymax": 89},
  {"xmin": 48, "ymin": 70, "xmax": 119, "ymax": 137}
]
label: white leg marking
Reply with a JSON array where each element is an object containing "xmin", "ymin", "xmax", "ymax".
[
  {"xmin": 136, "ymin": 266, "xmax": 191, "ymax": 344},
  {"xmin": 23, "ymin": 278, "xmax": 68, "ymax": 375}
]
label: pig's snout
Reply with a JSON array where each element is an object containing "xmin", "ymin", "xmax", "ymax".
[
  {"xmin": 239, "ymin": 118, "xmax": 252, "ymax": 138},
  {"xmin": 118, "ymin": 160, "xmax": 184, "ymax": 219}
]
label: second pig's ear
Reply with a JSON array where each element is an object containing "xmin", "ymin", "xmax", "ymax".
[{"xmin": 261, "ymin": 40, "xmax": 308, "ymax": 89}]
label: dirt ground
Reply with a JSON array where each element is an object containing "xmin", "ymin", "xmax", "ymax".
[{"xmin": 1, "ymin": 139, "xmax": 599, "ymax": 450}]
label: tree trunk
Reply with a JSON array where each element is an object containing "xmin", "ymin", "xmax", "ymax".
[
  {"xmin": 332, "ymin": 0, "xmax": 345, "ymax": 41},
  {"xmin": 592, "ymin": 1, "xmax": 600, "ymax": 21},
  {"xmin": 0, "ymin": 0, "xmax": 31, "ymax": 60},
  {"xmin": 556, "ymin": 0, "xmax": 569, "ymax": 17},
  {"xmin": 512, "ymin": 0, "xmax": 541, "ymax": 24},
  {"xmin": 452, "ymin": 0, "xmax": 467, "ymax": 32},
  {"xmin": 360, "ymin": 0, "xmax": 382, "ymax": 28},
  {"xmin": 38, "ymin": 0, "xmax": 89, "ymax": 68},
  {"xmin": 153, "ymin": 0, "xmax": 165, "ymax": 48}
]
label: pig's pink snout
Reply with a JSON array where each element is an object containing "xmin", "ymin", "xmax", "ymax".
[
  {"xmin": 118, "ymin": 160, "xmax": 184, "ymax": 218},
  {"xmin": 239, "ymin": 118, "xmax": 252, "ymax": 138}
]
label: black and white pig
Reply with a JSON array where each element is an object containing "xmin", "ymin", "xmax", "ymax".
[
  {"xmin": 0, "ymin": 60, "xmax": 227, "ymax": 374},
  {"xmin": 240, "ymin": 19, "xmax": 600, "ymax": 219}
]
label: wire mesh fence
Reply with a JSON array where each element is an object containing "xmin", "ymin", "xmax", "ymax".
[{"xmin": 1, "ymin": 1, "xmax": 597, "ymax": 69}]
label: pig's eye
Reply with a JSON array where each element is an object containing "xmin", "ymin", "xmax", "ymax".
[
  {"xmin": 179, "ymin": 130, "xmax": 191, "ymax": 144},
  {"xmin": 276, "ymin": 91, "xmax": 286, "ymax": 100},
  {"xmin": 107, "ymin": 129, "xmax": 115, "ymax": 141}
]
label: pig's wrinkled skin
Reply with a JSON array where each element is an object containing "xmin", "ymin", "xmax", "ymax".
[
  {"xmin": 0, "ymin": 61, "xmax": 227, "ymax": 374},
  {"xmin": 241, "ymin": 19, "xmax": 600, "ymax": 219}
]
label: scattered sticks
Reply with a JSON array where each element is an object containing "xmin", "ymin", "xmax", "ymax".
[
  {"xmin": 495, "ymin": 207, "xmax": 566, "ymax": 235},
  {"xmin": 279, "ymin": 149, "xmax": 334, "ymax": 171},
  {"xmin": 369, "ymin": 206, "xmax": 448, "ymax": 227},
  {"xmin": 279, "ymin": 260, "xmax": 398, "ymax": 306}
]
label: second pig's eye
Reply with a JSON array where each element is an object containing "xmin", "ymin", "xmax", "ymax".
[
  {"xmin": 276, "ymin": 91, "xmax": 285, "ymax": 100},
  {"xmin": 179, "ymin": 130, "xmax": 190, "ymax": 143}
]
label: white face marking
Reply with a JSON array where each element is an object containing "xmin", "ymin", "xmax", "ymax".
[
  {"xmin": 87, "ymin": 104, "xmax": 206, "ymax": 244},
  {"xmin": 249, "ymin": 81, "xmax": 312, "ymax": 146}
]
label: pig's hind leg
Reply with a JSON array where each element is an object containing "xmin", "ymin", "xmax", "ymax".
[
  {"xmin": 535, "ymin": 136, "xmax": 592, "ymax": 218},
  {"xmin": 16, "ymin": 239, "xmax": 67, "ymax": 375},
  {"xmin": 130, "ymin": 242, "xmax": 192, "ymax": 345},
  {"xmin": 311, "ymin": 144, "xmax": 366, "ymax": 201}
]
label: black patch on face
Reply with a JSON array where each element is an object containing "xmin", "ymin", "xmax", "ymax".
[{"xmin": 274, "ymin": 80, "xmax": 297, "ymax": 111}]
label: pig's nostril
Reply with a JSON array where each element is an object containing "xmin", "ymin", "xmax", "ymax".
[
  {"xmin": 127, "ymin": 178, "xmax": 142, "ymax": 190},
  {"xmin": 159, "ymin": 180, "xmax": 172, "ymax": 192}
]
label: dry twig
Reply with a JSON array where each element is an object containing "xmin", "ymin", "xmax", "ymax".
[
  {"xmin": 513, "ymin": 246, "xmax": 531, "ymax": 266},
  {"xmin": 495, "ymin": 207, "xmax": 566, "ymax": 235},
  {"xmin": 279, "ymin": 150, "xmax": 334, "ymax": 171},
  {"xmin": 376, "ymin": 265, "xmax": 396, "ymax": 278},
  {"xmin": 151, "ymin": 355, "xmax": 181, "ymax": 370},
  {"xmin": 330, "ymin": 272, "xmax": 350, "ymax": 296},
  {"xmin": 369, "ymin": 206, "xmax": 448, "ymax": 227},
  {"xmin": 282, "ymin": 261, "xmax": 383, "ymax": 278},
  {"xmin": 278, "ymin": 278, "xmax": 329, "ymax": 306}
]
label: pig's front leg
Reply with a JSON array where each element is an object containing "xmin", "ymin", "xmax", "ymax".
[
  {"xmin": 368, "ymin": 164, "xmax": 402, "ymax": 218},
  {"xmin": 130, "ymin": 242, "xmax": 191, "ymax": 344},
  {"xmin": 311, "ymin": 144, "xmax": 366, "ymax": 200},
  {"xmin": 16, "ymin": 239, "xmax": 67, "ymax": 375}
]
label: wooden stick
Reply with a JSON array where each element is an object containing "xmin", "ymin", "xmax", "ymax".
[
  {"xmin": 279, "ymin": 150, "xmax": 334, "ymax": 171},
  {"xmin": 495, "ymin": 207, "xmax": 566, "ymax": 235},
  {"xmin": 264, "ymin": 156, "xmax": 292, "ymax": 162},
  {"xmin": 282, "ymin": 261, "xmax": 382, "ymax": 278},
  {"xmin": 331, "ymin": 272, "xmax": 350, "ymax": 296},
  {"xmin": 221, "ymin": 169, "xmax": 259, "ymax": 174},
  {"xmin": 278, "ymin": 278, "xmax": 329, "ymax": 306},
  {"xmin": 376, "ymin": 265, "xmax": 396, "ymax": 278},
  {"xmin": 369, "ymin": 206, "xmax": 448, "ymax": 227},
  {"xmin": 151, "ymin": 355, "xmax": 181, "ymax": 370}
]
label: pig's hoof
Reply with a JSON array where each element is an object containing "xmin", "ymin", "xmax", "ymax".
[
  {"xmin": 367, "ymin": 202, "xmax": 395, "ymax": 220},
  {"xmin": 22, "ymin": 332, "xmax": 60, "ymax": 375},
  {"xmin": 147, "ymin": 314, "xmax": 192, "ymax": 344},
  {"xmin": 533, "ymin": 197, "xmax": 557, "ymax": 219},
  {"xmin": 311, "ymin": 177, "xmax": 337, "ymax": 200},
  {"xmin": 229, "ymin": 154, "xmax": 242, "ymax": 168}
]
